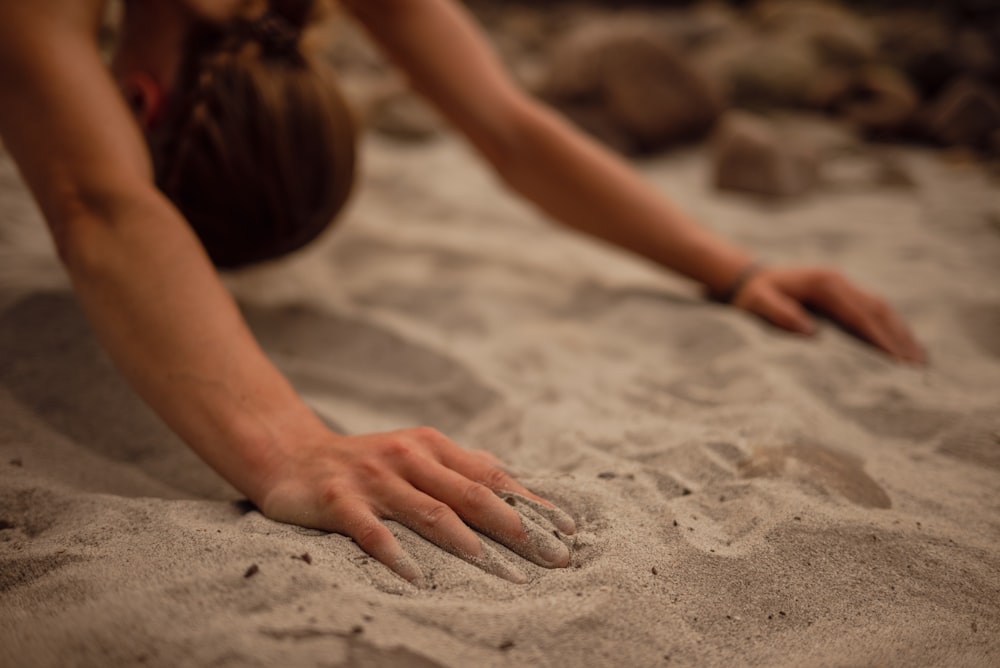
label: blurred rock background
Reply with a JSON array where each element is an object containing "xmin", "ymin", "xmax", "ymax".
[
  {"xmin": 98, "ymin": 0, "xmax": 1000, "ymax": 198},
  {"xmin": 328, "ymin": 0, "xmax": 999, "ymax": 196}
]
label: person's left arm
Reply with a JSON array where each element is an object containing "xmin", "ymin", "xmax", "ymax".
[{"xmin": 341, "ymin": 0, "xmax": 924, "ymax": 364}]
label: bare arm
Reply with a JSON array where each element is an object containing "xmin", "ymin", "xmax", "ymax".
[
  {"xmin": 0, "ymin": 4, "xmax": 303, "ymax": 500},
  {"xmin": 344, "ymin": 0, "xmax": 751, "ymax": 294},
  {"xmin": 0, "ymin": 2, "xmax": 572, "ymax": 581},
  {"xmin": 344, "ymin": 0, "xmax": 925, "ymax": 363}
]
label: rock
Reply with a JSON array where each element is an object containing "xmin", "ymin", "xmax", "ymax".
[
  {"xmin": 369, "ymin": 89, "xmax": 443, "ymax": 142},
  {"xmin": 601, "ymin": 38, "xmax": 724, "ymax": 150},
  {"xmin": 711, "ymin": 112, "xmax": 820, "ymax": 198},
  {"xmin": 694, "ymin": 25, "xmax": 762, "ymax": 103},
  {"xmin": 726, "ymin": 33, "xmax": 824, "ymax": 108},
  {"xmin": 805, "ymin": 66, "xmax": 856, "ymax": 110},
  {"xmin": 98, "ymin": 0, "xmax": 123, "ymax": 57},
  {"xmin": 324, "ymin": 19, "xmax": 390, "ymax": 76},
  {"xmin": 341, "ymin": 71, "xmax": 443, "ymax": 143},
  {"xmin": 541, "ymin": 20, "xmax": 723, "ymax": 154},
  {"xmin": 952, "ymin": 29, "xmax": 999, "ymax": 81},
  {"xmin": 872, "ymin": 11, "xmax": 956, "ymax": 99},
  {"xmin": 552, "ymin": 102, "xmax": 639, "ymax": 156},
  {"xmin": 542, "ymin": 20, "xmax": 615, "ymax": 101},
  {"xmin": 478, "ymin": 5, "xmax": 557, "ymax": 87},
  {"xmin": 698, "ymin": 3, "xmax": 874, "ymax": 112},
  {"xmin": 821, "ymin": 150, "xmax": 916, "ymax": 191},
  {"xmin": 920, "ymin": 79, "xmax": 1000, "ymax": 148},
  {"xmin": 658, "ymin": 2, "xmax": 741, "ymax": 52},
  {"xmin": 840, "ymin": 66, "xmax": 920, "ymax": 136},
  {"xmin": 753, "ymin": 0, "xmax": 878, "ymax": 68}
]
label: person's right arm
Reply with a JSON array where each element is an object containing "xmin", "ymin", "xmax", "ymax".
[{"xmin": 0, "ymin": 2, "xmax": 572, "ymax": 582}]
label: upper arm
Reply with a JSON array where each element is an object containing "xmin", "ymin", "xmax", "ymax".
[
  {"xmin": 0, "ymin": 3, "xmax": 156, "ymax": 238},
  {"xmin": 341, "ymin": 0, "xmax": 538, "ymax": 168}
]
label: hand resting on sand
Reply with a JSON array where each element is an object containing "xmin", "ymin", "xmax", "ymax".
[
  {"xmin": 732, "ymin": 266, "xmax": 926, "ymax": 364},
  {"xmin": 257, "ymin": 426, "xmax": 576, "ymax": 584}
]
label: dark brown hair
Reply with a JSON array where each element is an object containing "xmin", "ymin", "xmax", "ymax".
[{"xmin": 151, "ymin": 0, "xmax": 356, "ymax": 269}]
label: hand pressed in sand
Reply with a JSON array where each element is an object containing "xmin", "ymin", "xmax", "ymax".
[
  {"xmin": 733, "ymin": 266, "xmax": 926, "ymax": 364},
  {"xmin": 256, "ymin": 426, "xmax": 576, "ymax": 584}
]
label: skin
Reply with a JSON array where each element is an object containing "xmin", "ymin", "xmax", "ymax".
[{"xmin": 0, "ymin": 0, "xmax": 925, "ymax": 582}]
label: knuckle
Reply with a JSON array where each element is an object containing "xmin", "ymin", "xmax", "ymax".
[
  {"xmin": 461, "ymin": 482, "xmax": 495, "ymax": 511},
  {"xmin": 380, "ymin": 437, "xmax": 412, "ymax": 459},
  {"xmin": 734, "ymin": 284, "xmax": 762, "ymax": 308},
  {"xmin": 354, "ymin": 521, "xmax": 388, "ymax": 550},
  {"xmin": 319, "ymin": 482, "xmax": 345, "ymax": 507},
  {"xmin": 481, "ymin": 466, "xmax": 513, "ymax": 491},
  {"xmin": 817, "ymin": 270, "xmax": 843, "ymax": 292},
  {"xmin": 423, "ymin": 502, "xmax": 453, "ymax": 530}
]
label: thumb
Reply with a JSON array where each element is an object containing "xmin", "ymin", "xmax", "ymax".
[{"xmin": 747, "ymin": 288, "xmax": 817, "ymax": 336}]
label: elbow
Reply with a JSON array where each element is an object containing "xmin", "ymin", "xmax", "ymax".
[
  {"xmin": 45, "ymin": 177, "xmax": 156, "ymax": 274},
  {"xmin": 50, "ymin": 213, "xmax": 111, "ymax": 274}
]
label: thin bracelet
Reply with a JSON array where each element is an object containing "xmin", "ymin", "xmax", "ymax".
[{"xmin": 710, "ymin": 261, "xmax": 766, "ymax": 304}]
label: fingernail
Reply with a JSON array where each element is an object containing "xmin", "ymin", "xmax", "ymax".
[
  {"xmin": 496, "ymin": 491, "xmax": 577, "ymax": 535},
  {"xmin": 538, "ymin": 536, "xmax": 569, "ymax": 567},
  {"xmin": 391, "ymin": 554, "xmax": 424, "ymax": 586},
  {"xmin": 548, "ymin": 508, "xmax": 577, "ymax": 536},
  {"xmin": 519, "ymin": 519, "xmax": 570, "ymax": 568}
]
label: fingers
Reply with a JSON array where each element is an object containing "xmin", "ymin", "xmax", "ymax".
[
  {"xmin": 469, "ymin": 448, "xmax": 506, "ymax": 468},
  {"xmin": 293, "ymin": 427, "xmax": 577, "ymax": 585},
  {"xmin": 438, "ymin": 447, "xmax": 577, "ymax": 535},
  {"xmin": 496, "ymin": 491, "xmax": 577, "ymax": 540},
  {"xmin": 877, "ymin": 301, "xmax": 927, "ymax": 364},
  {"xmin": 812, "ymin": 275, "xmax": 926, "ymax": 364},
  {"xmin": 738, "ymin": 284, "xmax": 817, "ymax": 336},
  {"xmin": 380, "ymin": 480, "xmax": 535, "ymax": 581},
  {"xmin": 402, "ymin": 460, "xmax": 571, "ymax": 569},
  {"xmin": 739, "ymin": 267, "xmax": 927, "ymax": 364},
  {"xmin": 380, "ymin": 481, "xmax": 484, "ymax": 556},
  {"xmin": 328, "ymin": 499, "xmax": 424, "ymax": 584}
]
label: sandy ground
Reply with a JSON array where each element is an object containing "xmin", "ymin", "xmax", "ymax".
[{"xmin": 1, "ymin": 127, "xmax": 999, "ymax": 667}]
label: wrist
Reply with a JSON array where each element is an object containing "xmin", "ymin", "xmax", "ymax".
[
  {"xmin": 196, "ymin": 397, "xmax": 330, "ymax": 506},
  {"xmin": 705, "ymin": 260, "xmax": 766, "ymax": 304}
]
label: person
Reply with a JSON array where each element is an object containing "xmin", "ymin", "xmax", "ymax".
[{"xmin": 0, "ymin": 0, "xmax": 925, "ymax": 584}]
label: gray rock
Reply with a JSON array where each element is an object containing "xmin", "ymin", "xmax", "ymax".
[
  {"xmin": 697, "ymin": 1, "xmax": 876, "ymax": 111},
  {"xmin": 711, "ymin": 112, "xmax": 820, "ymax": 198},
  {"xmin": 805, "ymin": 66, "xmax": 856, "ymax": 110},
  {"xmin": 872, "ymin": 10, "xmax": 956, "ymax": 98},
  {"xmin": 754, "ymin": 0, "xmax": 878, "ymax": 68},
  {"xmin": 725, "ymin": 33, "xmax": 825, "ymax": 108},
  {"xmin": 370, "ymin": 90, "xmax": 443, "ymax": 143},
  {"xmin": 601, "ymin": 38, "xmax": 724, "ymax": 149},
  {"xmin": 952, "ymin": 28, "xmax": 999, "ymax": 81},
  {"xmin": 552, "ymin": 103, "xmax": 639, "ymax": 156},
  {"xmin": 540, "ymin": 20, "xmax": 723, "ymax": 154},
  {"xmin": 920, "ymin": 79, "xmax": 1000, "ymax": 148},
  {"xmin": 841, "ymin": 65, "xmax": 920, "ymax": 136}
]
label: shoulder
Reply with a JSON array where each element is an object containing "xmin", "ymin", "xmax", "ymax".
[
  {"xmin": 0, "ymin": 0, "xmax": 104, "ymax": 65},
  {"xmin": 0, "ymin": 0, "xmax": 105, "ymax": 34}
]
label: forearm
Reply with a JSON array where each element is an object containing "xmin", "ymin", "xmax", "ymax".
[
  {"xmin": 59, "ymin": 188, "xmax": 323, "ymax": 502},
  {"xmin": 496, "ymin": 100, "xmax": 753, "ymax": 294}
]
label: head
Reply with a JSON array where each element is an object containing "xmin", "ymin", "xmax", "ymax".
[{"xmin": 113, "ymin": 0, "xmax": 357, "ymax": 269}]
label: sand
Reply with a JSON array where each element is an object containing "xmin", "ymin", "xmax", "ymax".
[{"xmin": 1, "ymin": 128, "xmax": 999, "ymax": 667}]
